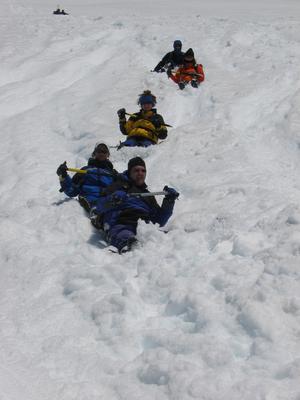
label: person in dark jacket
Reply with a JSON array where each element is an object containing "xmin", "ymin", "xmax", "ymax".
[
  {"xmin": 117, "ymin": 90, "xmax": 168, "ymax": 148},
  {"xmin": 53, "ymin": 7, "xmax": 69, "ymax": 14},
  {"xmin": 56, "ymin": 143, "xmax": 117, "ymax": 213},
  {"xmin": 94, "ymin": 157, "xmax": 179, "ymax": 253},
  {"xmin": 153, "ymin": 40, "xmax": 185, "ymax": 73}
]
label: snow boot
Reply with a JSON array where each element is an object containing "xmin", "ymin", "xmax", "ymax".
[
  {"xmin": 191, "ymin": 80, "xmax": 198, "ymax": 88},
  {"xmin": 90, "ymin": 207, "xmax": 103, "ymax": 230},
  {"xmin": 118, "ymin": 237, "xmax": 138, "ymax": 254},
  {"xmin": 178, "ymin": 82, "xmax": 185, "ymax": 90}
]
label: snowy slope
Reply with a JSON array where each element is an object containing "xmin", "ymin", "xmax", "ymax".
[{"xmin": 1, "ymin": 1, "xmax": 300, "ymax": 399}]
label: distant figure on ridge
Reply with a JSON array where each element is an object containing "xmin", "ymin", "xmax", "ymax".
[
  {"xmin": 117, "ymin": 90, "xmax": 168, "ymax": 148},
  {"xmin": 167, "ymin": 48, "xmax": 205, "ymax": 90},
  {"xmin": 153, "ymin": 40, "xmax": 185, "ymax": 73},
  {"xmin": 53, "ymin": 6, "xmax": 69, "ymax": 15}
]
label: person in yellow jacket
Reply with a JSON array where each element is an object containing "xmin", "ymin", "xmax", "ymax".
[{"xmin": 117, "ymin": 90, "xmax": 168, "ymax": 148}]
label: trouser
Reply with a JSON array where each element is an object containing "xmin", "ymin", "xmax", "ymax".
[
  {"xmin": 106, "ymin": 224, "xmax": 136, "ymax": 250},
  {"xmin": 121, "ymin": 137, "xmax": 155, "ymax": 147}
]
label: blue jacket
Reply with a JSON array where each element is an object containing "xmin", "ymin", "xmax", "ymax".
[
  {"xmin": 60, "ymin": 159, "xmax": 117, "ymax": 204},
  {"xmin": 96, "ymin": 172, "xmax": 175, "ymax": 231}
]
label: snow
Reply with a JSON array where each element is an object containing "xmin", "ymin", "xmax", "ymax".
[{"xmin": 1, "ymin": 0, "xmax": 300, "ymax": 399}]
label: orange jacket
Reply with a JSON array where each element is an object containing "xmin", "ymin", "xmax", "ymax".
[{"xmin": 170, "ymin": 62, "xmax": 205, "ymax": 84}]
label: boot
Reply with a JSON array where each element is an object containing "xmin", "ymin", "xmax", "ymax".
[{"xmin": 119, "ymin": 237, "xmax": 138, "ymax": 254}]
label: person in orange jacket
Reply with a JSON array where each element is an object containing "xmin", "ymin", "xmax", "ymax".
[{"xmin": 167, "ymin": 48, "xmax": 205, "ymax": 90}]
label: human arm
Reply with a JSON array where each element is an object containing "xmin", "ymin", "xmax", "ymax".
[
  {"xmin": 154, "ymin": 52, "xmax": 172, "ymax": 72},
  {"xmin": 149, "ymin": 186, "xmax": 179, "ymax": 226},
  {"xmin": 196, "ymin": 64, "xmax": 205, "ymax": 82},
  {"xmin": 151, "ymin": 114, "xmax": 168, "ymax": 140},
  {"xmin": 57, "ymin": 162, "xmax": 81, "ymax": 197}
]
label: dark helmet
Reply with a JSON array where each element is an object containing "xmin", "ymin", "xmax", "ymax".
[
  {"xmin": 173, "ymin": 40, "xmax": 182, "ymax": 50},
  {"xmin": 137, "ymin": 90, "xmax": 157, "ymax": 106},
  {"xmin": 92, "ymin": 143, "xmax": 110, "ymax": 157},
  {"xmin": 183, "ymin": 48, "xmax": 195, "ymax": 62}
]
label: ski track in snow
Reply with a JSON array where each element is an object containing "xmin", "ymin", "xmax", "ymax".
[{"xmin": 1, "ymin": 5, "xmax": 300, "ymax": 400}]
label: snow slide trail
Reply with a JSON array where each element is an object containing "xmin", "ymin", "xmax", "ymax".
[{"xmin": 0, "ymin": 8, "xmax": 300, "ymax": 400}]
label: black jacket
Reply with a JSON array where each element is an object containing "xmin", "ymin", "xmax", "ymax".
[{"xmin": 154, "ymin": 50, "xmax": 185, "ymax": 72}]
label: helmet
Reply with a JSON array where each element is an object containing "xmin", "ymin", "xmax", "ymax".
[
  {"xmin": 183, "ymin": 48, "xmax": 195, "ymax": 62},
  {"xmin": 92, "ymin": 143, "xmax": 110, "ymax": 157},
  {"xmin": 137, "ymin": 90, "xmax": 157, "ymax": 106},
  {"xmin": 173, "ymin": 40, "xmax": 182, "ymax": 50}
]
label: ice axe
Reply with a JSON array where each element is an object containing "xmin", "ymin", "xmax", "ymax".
[{"xmin": 129, "ymin": 191, "xmax": 168, "ymax": 197}]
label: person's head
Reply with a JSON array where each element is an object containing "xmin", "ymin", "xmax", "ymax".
[
  {"xmin": 92, "ymin": 143, "xmax": 110, "ymax": 161},
  {"xmin": 173, "ymin": 40, "xmax": 182, "ymax": 52},
  {"xmin": 128, "ymin": 157, "xmax": 146, "ymax": 186},
  {"xmin": 138, "ymin": 90, "xmax": 156, "ymax": 111},
  {"xmin": 183, "ymin": 48, "xmax": 195, "ymax": 64}
]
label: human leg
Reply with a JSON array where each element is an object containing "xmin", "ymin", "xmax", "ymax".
[{"xmin": 106, "ymin": 224, "xmax": 137, "ymax": 253}]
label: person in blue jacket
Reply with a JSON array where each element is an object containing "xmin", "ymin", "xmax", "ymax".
[
  {"xmin": 56, "ymin": 143, "xmax": 118, "ymax": 214},
  {"xmin": 94, "ymin": 156, "xmax": 179, "ymax": 253}
]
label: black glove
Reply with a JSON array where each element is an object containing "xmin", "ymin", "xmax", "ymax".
[
  {"xmin": 56, "ymin": 161, "xmax": 68, "ymax": 178},
  {"xmin": 117, "ymin": 108, "xmax": 126, "ymax": 119},
  {"xmin": 163, "ymin": 186, "xmax": 179, "ymax": 201},
  {"xmin": 151, "ymin": 115, "xmax": 162, "ymax": 129},
  {"xmin": 167, "ymin": 68, "xmax": 172, "ymax": 78}
]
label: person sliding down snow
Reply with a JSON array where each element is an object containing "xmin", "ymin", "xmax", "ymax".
[
  {"xmin": 93, "ymin": 157, "xmax": 179, "ymax": 254},
  {"xmin": 167, "ymin": 48, "xmax": 205, "ymax": 90},
  {"xmin": 153, "ymin": 40, "xmax": 185, "ymax": 73},
  {"xmin": 117, "ymin": 90, "xmax": 168, "ymax": 148},
  {"xmin": 56, "ymin": 143, "xmax": 118, "ymax": 217}
]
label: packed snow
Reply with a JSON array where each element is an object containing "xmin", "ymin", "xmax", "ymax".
[{"xmin": 1, "ymin": 0, "xmax": 300, "ymax": 399}]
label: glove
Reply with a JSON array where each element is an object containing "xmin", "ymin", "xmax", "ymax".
[
  {"xmin": 167, "ymin": 68, "xmax": 172, "ymax": 78},
  {"xmin": 163, "ymin": 186, "xmax": 179, "ymax": 201},
  {"xmin": 117, "ymin": 108, "xmax": 126, "ymax": 119},
  {"xmin": 151, "ymin": 115, "xmax": 162, "ymax": 129},
  {"xmin": 111, "ymin": 190, "xmax": 128, "ymax": 205},
  {"xmin": 56, "ymin": 161, "xmax": 68, "ymax": 178}
]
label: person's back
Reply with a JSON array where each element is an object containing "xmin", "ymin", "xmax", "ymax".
[{"xmin": 153, "ymin": 40, "xmax": 184, "ymax": 73}]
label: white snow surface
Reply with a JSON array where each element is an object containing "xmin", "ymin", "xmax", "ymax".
[{"xmin": 1, "ymin": 1, "xmax": 300, "ymax": 399}]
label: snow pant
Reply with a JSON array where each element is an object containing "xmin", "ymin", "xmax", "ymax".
[
  {"xmin": 106, "ymin": 224, "xmax": 136, "ymax": 251},
  {"xmin": 121, "ymin": 137, "xmax": 154, "ymax": 147}
]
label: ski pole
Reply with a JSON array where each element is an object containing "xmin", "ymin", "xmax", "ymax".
[{"xmin": 124, "ymin": 113, "xmax": 172, "ymax": 128}]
